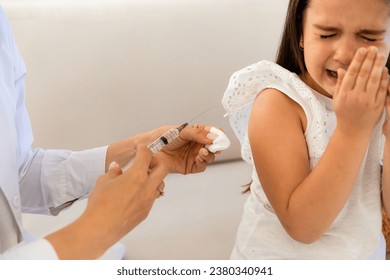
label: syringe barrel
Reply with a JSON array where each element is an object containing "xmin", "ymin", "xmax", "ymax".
[
  {"xmin": 148, "ymin": 127, "xmax": 180, "ymax": 154},
  {"xmin": 122, "ymin": 123, "xmax": 187, "ymax": 172}
]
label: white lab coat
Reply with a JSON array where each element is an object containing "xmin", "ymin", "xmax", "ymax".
[{"xmin": 0, "ymin": 7, "xmax": 107, "ymax": 259}]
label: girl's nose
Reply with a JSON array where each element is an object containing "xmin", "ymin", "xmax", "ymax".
[{"xmin": 333, "ymin": 39, "xmax": 358, "ymax": 66}]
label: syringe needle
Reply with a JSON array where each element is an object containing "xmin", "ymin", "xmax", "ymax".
[{"xmin": 187, "ymin": 108, "xmax": 210, "ymax": 123}]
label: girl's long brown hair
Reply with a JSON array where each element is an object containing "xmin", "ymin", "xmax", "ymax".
[{"xmin": 276, "ymin": 0, "xmax": 390, "ymax": 73}]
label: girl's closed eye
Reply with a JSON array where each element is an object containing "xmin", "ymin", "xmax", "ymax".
[
  {"xmin": 359, "ymin": 30, "xmax": 387, "ymax": 43},
  {"xmin": 361, "ymin": 36, "xmax": 378, "ymax": 42},
  {"xmin": 320, "ymin": 34, "xmax": 336, "ymax": 39},
  {"xmin": 363, "ymin": 37, "xmax": 377, "ymax": 42}
]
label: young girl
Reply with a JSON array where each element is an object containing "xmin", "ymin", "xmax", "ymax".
[{"xmin": 223, "ymin": 0, "xmax": 390, "ymax": 259}]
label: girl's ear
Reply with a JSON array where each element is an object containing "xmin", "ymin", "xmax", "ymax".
[{"xmin": 299, "ymin": 37, "xmax": 304, "ymax": 50}]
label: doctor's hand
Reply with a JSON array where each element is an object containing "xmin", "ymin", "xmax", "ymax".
[
  {"xmin": 45, "ymin": 145, "xmax": 168, "ymax": 260},
  {"xmin": 155, "ymin": 124, "xmax": 217, "ymax": 174},
  {"xmin": 105, "ymin": 124, "xmax": 225, "ymax": 175}
]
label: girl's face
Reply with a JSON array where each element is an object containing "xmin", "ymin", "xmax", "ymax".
[{"xmin": 301, "ymin": 0, "xmax": 390, "ymax": 97}]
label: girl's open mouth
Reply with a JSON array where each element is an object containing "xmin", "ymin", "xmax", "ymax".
[{"xmin": 327, "ymin": 69, "xmax": 338, "ymax": 78}]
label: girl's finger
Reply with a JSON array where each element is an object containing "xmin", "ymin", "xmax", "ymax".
[
  {"xmin": 334, "ymin": 68, "xmax": 346, "ymax": 99},
  {"xmin": 376, "ymin": 67, "xmax": 389, "ymax": 105},
  {"xmin": 340, "ymin": 48, "xmax": 367, "ymax": 90},
  {"xmin": 354, "ymin": 47, "xmax": 377, "ymax": 93},
  {"xmin": 366, "ymin": 52, "xmax": 386, "ymax": 103}
]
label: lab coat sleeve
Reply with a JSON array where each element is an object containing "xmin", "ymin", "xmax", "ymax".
[
  {"xmin": 14, "ymin": 56, "xmax": 108, "ymax": 214},
  {"xmin": 19, "ymin": 146, "xmax": 107, "ymax": 215},
  {"xmin": 0, "ymin": 6, "xmax": 106, "ymax": 258},
  {"xmin": 0, "ymin": 238, "xmax": 58, "ymax": 260},
  {"xmin": 3, "ymin": 7, "xmax": 108, "ymax": 214},
  {"xmin": 4, "ymin": 6, "xmax": 108, "ymax": 214}
]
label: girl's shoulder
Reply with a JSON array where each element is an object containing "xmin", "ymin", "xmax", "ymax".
[{"xmin": 222, "ymin": 60, "xmax": 311, "ymax": 115}]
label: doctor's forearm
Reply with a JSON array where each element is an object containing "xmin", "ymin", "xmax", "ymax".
[{"xmin": 45, "ymin": 214, "xmax": 115, "ymax": 260}]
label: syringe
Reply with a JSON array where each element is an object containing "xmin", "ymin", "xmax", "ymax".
[
  {"xmin": 120, "ymin": 109, "xmax": 209, "ymax": 172},
  {"xmin": 146, "ymin": 108, "xmax": 209, "ymax": 155},
  {"xmin": 120, "ymin": 123, "xmax": 188, "ymax": 172},
  {"xmin": 147, "ymin": 122, "xmax": 189, "ymax": 154}
]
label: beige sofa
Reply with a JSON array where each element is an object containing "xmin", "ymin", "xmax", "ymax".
[{"xmin": 2, "ymin": 0, "xmax": 288, "ymax": 259}]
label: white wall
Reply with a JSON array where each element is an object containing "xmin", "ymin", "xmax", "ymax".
[{"xmin": 2, "ymin": 0, "xmax": 288, "ymax": 162}]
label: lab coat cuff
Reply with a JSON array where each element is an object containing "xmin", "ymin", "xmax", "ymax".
[
  {"xmin": 42, "ymin": 146, "xmax": 108, "ymax": 208},
  {"xmin": 67, "ymin": 145, "xmax": 108, "ymax": 194},
  {"xmin": 0, "ymin": 238, "xmax": 59, "ymax": 260}
]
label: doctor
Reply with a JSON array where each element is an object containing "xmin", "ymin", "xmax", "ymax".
[{"xmin": 0, "ymin": 7, "xmax": 217, "ymax": 259}]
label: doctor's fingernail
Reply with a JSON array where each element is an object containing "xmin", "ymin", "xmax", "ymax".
[
  {"xmin": 108, "ymin": 161, "xmax": 119, "ymax": 171},
  {"xmin": 202, "ymin": 148, "xmax": 209, "ymax": 156},
  {"xmin": 207, "ymin": 132, "xmax": 217, "ymax": 140}
]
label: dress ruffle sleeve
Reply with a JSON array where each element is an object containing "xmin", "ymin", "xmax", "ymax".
[{"xmin": 222, "ymin": 60, "xmax": 331, "ymax": 166}]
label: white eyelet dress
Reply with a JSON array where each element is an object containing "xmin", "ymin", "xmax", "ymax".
[{"xmin": 222, "ymin": 60, "xmax": 385, "ymax": 259}]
